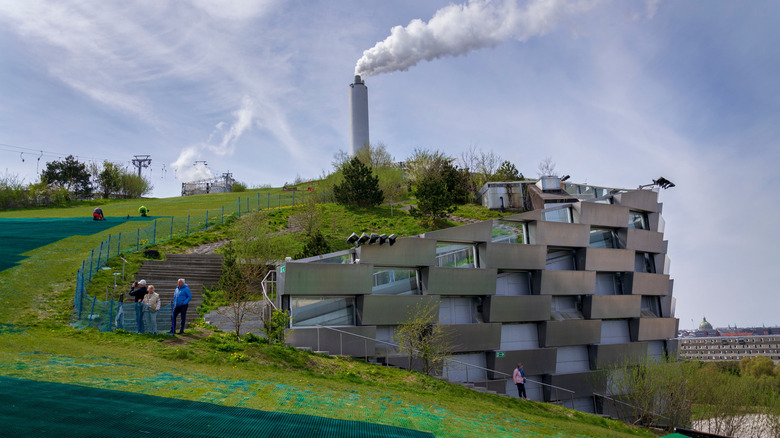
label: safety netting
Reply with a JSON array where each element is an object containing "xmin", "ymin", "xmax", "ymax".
[
  {"xmin": 0, "ymin": 375, "xmax": 433, "ymax": 438},
  {"xmin": 71, "ymin": 192, "xmax": 307, "ymax": 330}
]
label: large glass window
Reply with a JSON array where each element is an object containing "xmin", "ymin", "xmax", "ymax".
[
  {"xmin": 628, "ymin": 211, "xmax": 648, "ymax": 230},
  {"xmin": 544, "ymin": 207, "xmax": 572, "ymax": 223},
  {"xmin": 589, "ymin": 228, "xmax": 619, "ymax": 248},
  {"xmin": 291, "ymin": 296, "xmax": 355, "ymax": 327},
  {"xmin": 312, "ymin": 253, "xmax": 353, "ymax": 264},
  {"xmin": 372, "ymin": 268, "xmax": 419, "ymax": 295},
  {"xmin": 634, "ymin": 252, "xmax": 656, "ymax": 273},
  {"xmin": 435, "ymin": 243, "xmax": 476, "ymax": 268},
  {"xmin": 492, "ymin": 220, "xmax": 526, "ymax": 244}
]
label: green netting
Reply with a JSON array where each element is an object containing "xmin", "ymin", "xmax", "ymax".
[
  {"xmin": 0, "ymin": 217, "xmax": 152, "ymax": 272},
  {"xmin": 0, "ymin": 375, "xmax": 433, "ymax": 438}
]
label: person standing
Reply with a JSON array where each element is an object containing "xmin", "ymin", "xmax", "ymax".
[
  {"xmin": 513, "ymin": 362, "xmax": 527, "ymax": 399},
  {"xmin": 142, "ymin": 285, "xmax": 161, "ymax": 335},
  {"xmin": 128, "ymin": 280, "xmax": 148, "ymax": 333},
  {"xmin": 170, "ymin": 278, "xmax": 191, "ymax": 334}
]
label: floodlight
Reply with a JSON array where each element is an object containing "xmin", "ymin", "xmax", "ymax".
[
  {"xmin": 653, "ymin": 177, "xmax": 675, "ymax": 189},
  {"xmin": 369, "ymin": 233, "xmax": 379, "ymax": 244},
  {"xmin": 378, "ymin": 234, "xmax": 388, "ymax": 245},
  {"xmin": 388, "ymin": 234, "xmax": 397, "ymax": 246},
  {"xmin": 560, "ymin": 175, "xmax": 570, "ymax": 182},
  {"xmin": 357, "ymin": 233, "xmax": 370, "ymax": 245},
  {"xmin": 346, "ymin": 232, "xmax": 359, "ymax": 245}
]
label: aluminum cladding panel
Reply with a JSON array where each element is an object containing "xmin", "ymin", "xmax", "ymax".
[
  {"xmin": 582, "ymin": 295, "xmax": 641, "ymax": 320},
  {"xmin": 535, "ymin": 270, "xmax": 596, "ymax": 295},
  {"xmin": 583, "ymin": 248, "xmax": 635, "ymax": 272},
  {"xmin": 487, "ymin": 348, "xmax": 557, "ymax": 378},
  {"xmin": 621, "ymin": 228, "xmax": 665, "ymax": 253},
  {"xmin": 539, "ymin": 320, "xmax": 602, "ymax": 347},
  {"xmin": 286, "ymin": 326, "xmax": 376, "ymax": 356},
  {"xmin": 629, "ymin": 317, "xmax": 678, "ymax": 341},
  {"xmin": 424, "ymin": 267, "xmax": 497, "ymax": 296},
  {"xmin": 423, "ymin": 220, "xmax": 493, "ymax": 243},
  {"xmin": 484, "ymin": 295, "xmax": 552, "ymax": 323},
  {"xmin": 283, "ymin": 263, "xmax": 372, "ymax": 295},
  {"xmin": 589, "ymin": 342, "xmax": 648, "ymax": 369},
  {"xmin": 543, "ymin": 371, "xmax": 606, "ymax": 399},
  {"xmin": 481, "ymin": 243, "xmax": 546, "ymax": 270},
  {"xmin": 613, "ymin": 190, "xmax": 659, "ymax": 213},
  {"xmin": 625, "ymin": 272, "xmax": 671, "ymax": 296},
  {"xmin": 441, "ymin": 323, "xmax": 502, "ymax": 352},
  {"xmin": 576, "ymin": 202, "xmax": 629, "ymax": 228},
  {"xmin": 357, "ymin": 295, "xmax": 440, "ymax": 326},
  {"xmin": 534, "ymin": 222, "xmax": 589, "ymax": 247},
  {"xmin": 357, "ymin": 238, "xmax": 436, "ymax": 267}
]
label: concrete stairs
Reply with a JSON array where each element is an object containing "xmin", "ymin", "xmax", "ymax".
[{"xmin": 133, "ymin": 253, "xmax": 223, "ymax": 327}]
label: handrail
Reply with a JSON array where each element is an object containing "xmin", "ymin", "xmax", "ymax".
[
  {"xmin": 592, "ymin": 392, "xmax": 672, "ymax": 425},
  {"xmin": 260, "ymin": 270, "xmax": 277, "ymax": 310},
  {"xmin": 311, "ymin": 324, "xmax": 576, "ymax": 404}
]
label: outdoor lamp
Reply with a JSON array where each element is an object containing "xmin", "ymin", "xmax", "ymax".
[
  {"xmin": 369, "ymin": 233, "xmax": 379, "ymax": 244},
  {"xmin": 388, "ymin": 234, "xmax": 397, "ymax": 246},
  {"xmin": 346, "ymin": 232, "xmax": 359, "ymax": 245},
  {"xmin": 358, "ymin": 233, "xmax": 370, "ymax": 245}
]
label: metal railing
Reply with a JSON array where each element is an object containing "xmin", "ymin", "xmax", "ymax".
[
  {"xmin": 592, "ymin": 392, "xmax": 672, "ymax": 426},
  {"xmin": 309, "ymin": 324, "xmax": 576, "ymax": 407}
]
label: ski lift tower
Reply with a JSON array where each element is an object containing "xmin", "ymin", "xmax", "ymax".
[{"xmin": 132, "ymin": 155, "xmax": 152, "ymax": 177}]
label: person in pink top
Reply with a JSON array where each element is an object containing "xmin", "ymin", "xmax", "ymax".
[{"xmin": 513, "ymin": 362, "xmax": 527, "ymax": 399}]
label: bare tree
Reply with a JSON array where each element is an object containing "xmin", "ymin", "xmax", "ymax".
[
  {"xmin": 394, "ymin": 300, "xmax": 455, "ymax": 376},
  {"xmin": 458, "ymin": 144, "xmax": 502, "ymax": 193},
  {"xmin": 537, "ymin": 156, "xmax": 559, "ymax": 177}
]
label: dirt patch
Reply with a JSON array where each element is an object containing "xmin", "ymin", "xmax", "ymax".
[
  {"xmin": 187, "ymin": 240, "xmax": 230, "ymax": 254},
  {"xmin": 161, "ymin": 327, "xmax": 212, "ymax": 345}
]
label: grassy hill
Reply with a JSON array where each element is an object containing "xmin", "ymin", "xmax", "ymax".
[{"xmin": 0, "ymin": 189, "xmax": 659, "ymax": 437}]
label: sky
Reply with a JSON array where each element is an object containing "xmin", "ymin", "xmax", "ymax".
[{"xmin": 1, "ymin": 0, "xmax": 779, "ymax": 329}]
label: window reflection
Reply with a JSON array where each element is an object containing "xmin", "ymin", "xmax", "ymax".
[
  {"xmin": 544, "ymin": 207, "xmax": 571, "ymax": 223},
  {"xmin": 372, "ymin": 268, "xmax": 419, "ymax": 295},
  {"xmin": 492, "ymin": 220, "xmax": 526, "ymax": 244},
  {"xmin": 435, "ymin": 243, "xmax": 476, "ymax": 268},
  {"xmin": 589, "ymin": 228, "xmax": 619, "ymax": 248},
  {"xmin": 291, "ymin": 296, "xmax": 355, "ymax": 327},
  {"xmin": 628, "ymin": 211, "xmax": 648, "ymax": 230}
]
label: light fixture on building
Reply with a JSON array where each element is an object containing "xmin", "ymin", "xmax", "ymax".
[
  {"xmin": 653, "ymin": 177, "xmax": 675, "ymax": 189},
  {"xmin": 560, "ymin": 175, "xmax": 570, "ymax": 182},
  {"xmin": 345, "ymin": 232, "xmax": 397, "ymax": 247},
  {"xmin": 346, "ymin": 232, "xmax": 359, "ymax": 246}
]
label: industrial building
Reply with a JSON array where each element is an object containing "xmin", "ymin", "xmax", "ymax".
[
  {"xmin": 678, "ymin": 319, "xmax": 780, "ymax": 362},
  {"xmin": 274, "ymin": 177, "xmax": 678, "ymax": 413}
]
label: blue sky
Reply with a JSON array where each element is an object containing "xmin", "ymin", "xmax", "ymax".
[{"xmin": 1, "ymin": 0, "xmax": 779, "ymax": 328}]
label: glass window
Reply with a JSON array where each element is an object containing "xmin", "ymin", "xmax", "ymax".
[
  {"xmin": 544, "ymin": 207, "xmax": 571, "ymax": 223},
  {"xmin": 595, "ymin": 272, "xmax": 624, "ymax": 295},
  {"xmin": 628, "ymin": 211, "xmax": 648, "ymax": 230},
  {"xmin": 435, "ymin": 243, "xmax": 476, "ymax": 268},
  {"xmin": 291, "ymin": 296, "xmax": 355, "ymax": 327},
  {"xmin": 491, "ymin": 220, "xmax": 526, "ymax": 244},
  {"xmin": 550, "ymin": 296, "xmax": 583, "ymax": 321},
  {"xmin": 546, "ymin": 249, "xmax": 577, "ymax": 270},
  {"xmin": 634, "ymin": 252, "xmax": 656, "ymax": 273},
  {"xmin": 372, "ymin": 268, "xmax": 419, "ymax": 295},
  {"xmin": 312, "ymin": 253, "xmax": 353, "ymax": 264},
  {"xmin": 589, "ymin": 228, "xmax": 619, "ymax": 248}
]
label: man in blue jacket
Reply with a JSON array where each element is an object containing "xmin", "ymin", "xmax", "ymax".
[{"xmin": 170, "ymin": 278, "xmax": 191, "ymax": 334}]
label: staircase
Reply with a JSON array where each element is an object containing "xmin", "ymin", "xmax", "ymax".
[{"xmin": 133, "ymin": 253, "xmax": 223, "ymax": 327}]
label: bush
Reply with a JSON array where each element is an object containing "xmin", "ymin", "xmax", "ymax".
[{"xmin": 232, "ymin": 182, "xmax": 247, "ymax": 192}]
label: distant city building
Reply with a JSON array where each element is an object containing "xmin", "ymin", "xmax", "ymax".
[
  {"xmin": 678, "ymin": 317, "xmax": 780, "ymax": 362},
  {"xmin": 270, "ymin": 177, "xmax": 678, "ymax": 415}
]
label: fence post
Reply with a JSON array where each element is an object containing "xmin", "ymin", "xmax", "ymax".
[
  {"xmin": 186, "ymin": 215, "xmax": 190, "ymax": 235},
  {"xmin": 107, "ymin": 299, "xmax": 114, "ymax": 331},
  {"xmin": 107, "ymin": 235, "xmax": 111, "ymax": 259},
  {"xmin": 278, "ymin": 194, "xmax": 281, "ymax": 208},
  {"xmin": 205, "ymin": 210, "xmax": 209, "ymax": 230},
  {"xmin": 118, "ymin": 233, "xmax": 121, "ymax": 256},
  {"xmin": 87, "ymin": 296, "xmax": 97, "ymax": 328},
  {"xmin": 136, "ymin": 228, "xmax": 140, "ymax": 251},
  {"xmin": 292, "ymin": 191, "xmax": 295, "ymax": 206},
  {"xmin": 221, "ymin": 206, "xmax": 224, "ymax": 224},
  {"xmin": 152, "ymin": 220, "xmax": 157, "ymax": 245},
  {"xmin": 257, "ymin": 193, "xmax": 260, "ymax": 211},
  {"xmin": 89, "ymin": 249, "xmax": 94, "ymax": 281},
  {"xmin": 170, "ymin": 217, "xmax": 174, "ymax": 239},
  {"xmin": 238, "ymin": 198, "xmax": 241, "ymax": 218},
  {"xmin": 267, "ymin": 193, "xmax": 270, "ymax": 210},
  {"xmin": 96, "ymin": 241, "xmax": 104, "ymax": 270}
]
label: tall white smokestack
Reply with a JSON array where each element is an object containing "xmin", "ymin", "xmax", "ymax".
[{"xmin": 349, "ymin": 75, "xmax": 369, "ymax": 156}]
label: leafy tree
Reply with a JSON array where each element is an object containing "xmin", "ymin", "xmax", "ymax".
[
  {"xmin": 491, "ymin": 160, "xmax": 521, "ymax": 182},
  {"xmin": 41, "ymin": 155, "xmax": 92, "ymax": 198},
  {"xmin": 333, "ymin": 157, "xmax": 384, "ymax": 207},
  {"xmin": 394, "ymin": 300, "xmax": 454, "ymax": 376},
  {"xmin": 295, "ymin": 230, "xmax": 331, "ymax": 259},
  {"xmin": 740, "ymin": 355, "xmax": 775, "ymax": 378},
  {"xmin": 410, "ymin": 172, "xmax": 454, "ymax": 223},
  {"xmin": 97, "ymin": 161, "xmax": 122, "ymax": 198},
  {"xmin": 264, "ymin": 308, "xmax": 291, "ymax": 345},
  {"xmin": 118, "ymin": 172, "xmax": 152, "ymax": 198},
  {"xmin": 404, "ymin": 148, "xmax": 451, "ymax": 184},
  {"xmin": 231, "ymin": 182, "xmax": 247, "ymax": 192},
  {"xmin": 440, "ymin": 162, "xmax": 470, "ymax": 204}
]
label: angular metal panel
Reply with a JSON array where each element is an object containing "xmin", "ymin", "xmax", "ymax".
[
  {"xmin": 422, "ymin": 220, "xmax": 493, "ymax": 243},
  {"xmin": 629, "ymin": 318, "xmax": 678, "ymax": 341},
  {"xmin": 621, "ymin": 228, "xmax": 665, "ymax": 253},
  {"xmin": 357, "ymin": 295, "xmax": 440, "ymax": 326},
  {"xmin": 486, "ymin": 348, "xmax": 557, "ymax": 378},
  {"xmin": 539, "ymin": 320, "xmax": 602, "ymax": 347},
  {"xmin": 576, "ymin": 202, "xmax": 630, "ymax": 228},
  {"xmin": 583, "ymin": 248, "xmax": 635, "ymax": 272},
  {"xmin": 356, "ymin": 237, "xmax": 437, "ymax": 267},
  {"xmin": 441, "ymin": 323, "xmax": 502, "ymax": 352},
  {"xmin": 534, "ymin": 222, "xmax": 590, "ymax": 247},
  {"xmin": 286, "ymin": 326, "xmax": 376, "ymax": 356},
  {"xmin": 424, "ymin": 267, "xmax": 497, "ymax": 296},
  {"xmin": 481, "ymin": 243, "xmax": 547, "ymax": 270},
  {"xmin": 283, "ymin": 262, "xmax": 373, "ymax": 295},
  {"xmin": 582, "ymin": 295, "xmax": 641, "ymax": 319},
  {"xmin": 484, "ymin": 295, "xmax": 552, "ymax": 323},
  {"xmin": 589, "ymin": 342, "xmax": 648, "ymax": 369},
  {"xmin": 535, "ymin": 270, "xmax": 596, "ymax": 295},
  {"xmin": 625, "ymin": 272, "xmax": 671, "ymax": 295},
  {"xmin": 613, "ymin": 190, "xmax": 659, "ymax": 213},
  {"xmin": 543, "ymin": 371, "xmax": 606, "ymax": 400}
]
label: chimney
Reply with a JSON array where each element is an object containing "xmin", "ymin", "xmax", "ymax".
[{"xmin": 349, "ymin": 75, "xmax": 369, "ymax": 156}]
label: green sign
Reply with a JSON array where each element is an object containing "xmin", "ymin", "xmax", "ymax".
[
  {"xmin": 496, "ymin": 352, "xmax": 505, "ymax": 358},
  {"xmin": 280, "ymin": 266, "xmax": 286, "ymax": 273}
]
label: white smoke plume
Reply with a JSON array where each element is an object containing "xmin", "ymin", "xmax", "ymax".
[{"xmin": 355, "ymin": 0, "xmax": 597, "ymax": 77}]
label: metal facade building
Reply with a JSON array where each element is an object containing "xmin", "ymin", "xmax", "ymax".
[{"xmin": 276, "ymin": 183, "xmax": 678, "ymax": 413}]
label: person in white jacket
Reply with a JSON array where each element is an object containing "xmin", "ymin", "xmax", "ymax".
[{"xmin": 142, "ymin": 285, "xmax": 161, "ymax": 335}]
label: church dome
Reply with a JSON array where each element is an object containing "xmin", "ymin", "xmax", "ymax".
[{"xmin": 699, "ymin": 317, "xmax": 713, "ymax": 330}]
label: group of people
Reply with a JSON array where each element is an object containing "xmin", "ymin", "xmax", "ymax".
[{"xmin": 122, "ymin": 278, "xmax": 191, "ymax": 335}]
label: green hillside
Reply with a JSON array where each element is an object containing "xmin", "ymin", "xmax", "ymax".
[{"xmin": 0, "ymin": 190, "xmax": 658, "ymax": 437}]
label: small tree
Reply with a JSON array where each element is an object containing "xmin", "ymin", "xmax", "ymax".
[
  {"xmin": 97, "ymin": 161, "xmax": 122, "ymax": 198},
  {"xmin": 492, "ymin": 160, "xmax": 521, "ymax": 182},
  {"xmin": 264, "ymin": 308, "xmax": 291, "ymax": 345},
  {"xmin": 333, "ymin": 157, "xmax": 383, "ymax": 207},
  {"xmin": 394, "ymin": 301, "xmax": 454, "ymax": 376},
  {"xmin": 41, "ymin": 155, "xmax": 93, "ymax": 198},
  {"xmin": 411, "ymin": 172, "xmax": 454, "ymax": 223}
]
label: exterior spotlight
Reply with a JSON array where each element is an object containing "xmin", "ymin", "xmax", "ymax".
[
  {"xmin": 378, "ymin": 233, "xmax": 388, "ymax": 245},
  {"xmin": 560, "ymin": 175, "xmax": 570, "ymax": 182},
  {"xmin": 653, "ymin": 177, "xmax": 675, "ymax": 189},
  {"xmin": 388, "ymin": 234, "xmax": 397, "ymax": 246},
  {"xmin": 369, "ymin": 233, "xmax": 379, "ymax": 244},
  {"xmin": 346, "ymin": 232, "xmax": 359, "ymax": 246},
  {"xmin": 358, "ymin": 233, "xmax": 370, "ymax": 245}
]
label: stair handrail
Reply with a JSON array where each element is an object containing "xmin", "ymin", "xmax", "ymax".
[
  {"xmin": 260, "ymin": 270, "xmax": 278, "ymax": 310},
  {"xmin": 591, "ymin": 392, "xmax": 673, "ymax": 426},
  {"xmin": 311, "ymin": 324, "xmax": 576, "ymax": 405}
]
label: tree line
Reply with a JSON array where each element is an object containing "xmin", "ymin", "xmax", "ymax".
[{"xmin": 0, "ymin": 156, "xmax": 152, "ymax": 209}]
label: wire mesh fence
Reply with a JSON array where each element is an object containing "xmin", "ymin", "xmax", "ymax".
[{"xmin": 71, "ymin": 192, "xmax": 307, "ymax": 330}]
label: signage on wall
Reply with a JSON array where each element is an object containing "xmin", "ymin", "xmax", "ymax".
[{"xmin": 496, "ymin": 351, "xmax": 505, "ymax": 357}]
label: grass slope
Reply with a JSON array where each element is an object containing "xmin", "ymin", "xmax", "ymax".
[{"xmin": 0, "ymin": 191, "xmax": 656, "ymax": 437}]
